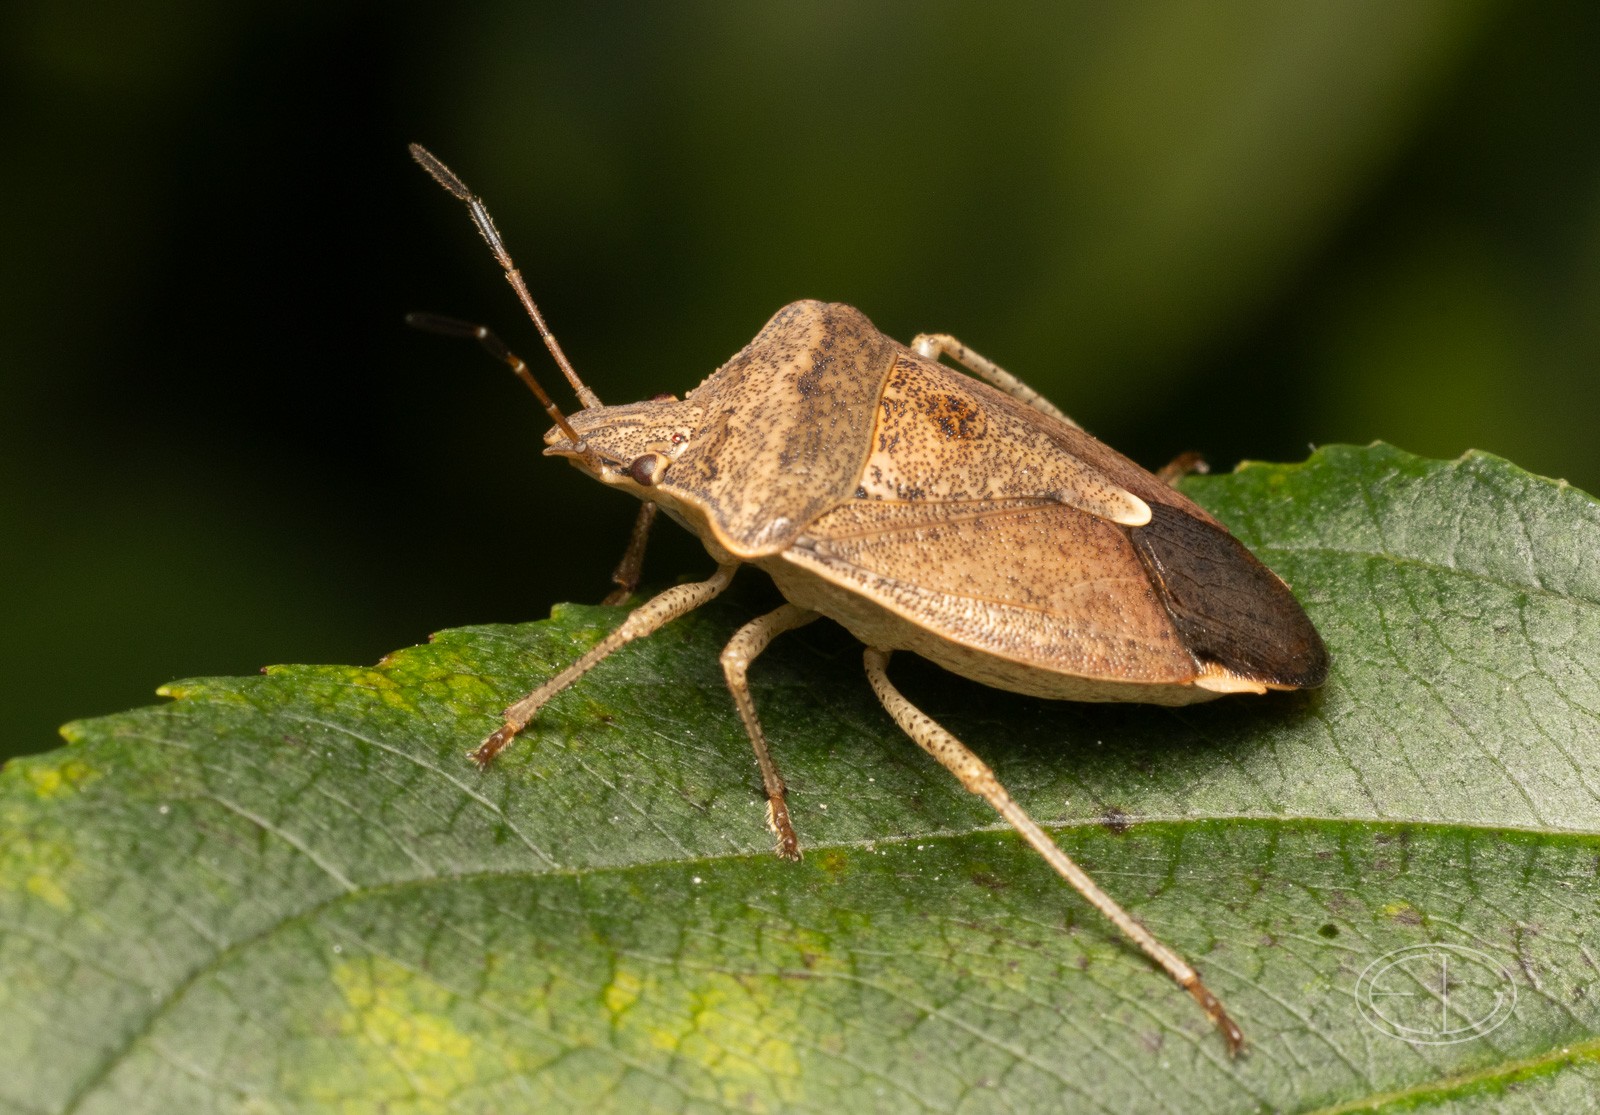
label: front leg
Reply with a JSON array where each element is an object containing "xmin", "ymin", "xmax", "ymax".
[{"xmin": 471, "ymin": 564, "xmax": 738, "ymax": 767}]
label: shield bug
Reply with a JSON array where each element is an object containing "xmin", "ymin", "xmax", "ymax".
[{"xmin": 409, "ymin": 144, "xmax": 1329, "ymax": 1055}]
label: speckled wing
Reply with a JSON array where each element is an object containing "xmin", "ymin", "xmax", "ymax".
[
  {"xmin": 775, "ymin": 495, "xmax": 1329, "ymax": 698},
  {"xmin": 778, "ymin": 497, "xmax": 1201, "ymax": 690}
]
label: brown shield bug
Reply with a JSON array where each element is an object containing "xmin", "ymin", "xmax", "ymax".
[{"xmin": 408, "ymin": 144, "xmax": 1329, "ymax": 1055}]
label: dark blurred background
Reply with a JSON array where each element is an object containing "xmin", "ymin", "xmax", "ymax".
[{"xmin": 4, "ymin": 1, "xmax": 1597, "ymax": 762}]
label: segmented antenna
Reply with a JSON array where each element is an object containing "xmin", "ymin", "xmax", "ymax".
[
  {"xmin": 405, "ymin": 313, "xmax": 588, "ymax": 449},
  {"xmin": 409, "ymin": 143, "xmax": 602, "ymax": 410}
]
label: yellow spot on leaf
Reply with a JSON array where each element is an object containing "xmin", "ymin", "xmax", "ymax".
[
  {"xmin": 313, "ymin": 956, "xmax": 494, "ymax": 1109},
  {"xmin": 818, "ymin": 850, "xmax": 849, "ymax": 879},
  {"xmin": 1380, "ymin": 900, "xmax": 1424, "ymax": 925},
  {"xmin": 23, "ymin": 757, "xmax": 95, "ymax": 799},
  {"xmin": 0, "ymin": 829, "xmax": 78, "ymax": 913},
  {"xmin": 609, "ymin": 963, "xmax": 804, "ymax": 1111},
  {"xmin": 603, "ymin": 966, "xmax": 644, "ymax": 1019},
  {"xmin": 25, "ymin": 873, "xmax": 70, "ymax": 910},
  {"xmin": 323, "ymin": 668, "xmax": 418, "ymax": 711},
  {"xmin": 441, "ymin": 673, "xmax": 500, "ymax": 704}
]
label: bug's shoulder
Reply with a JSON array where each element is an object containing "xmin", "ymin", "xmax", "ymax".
[{"xmin": 664, "ymin": 301, "xmax": 900, "ymax": 556}]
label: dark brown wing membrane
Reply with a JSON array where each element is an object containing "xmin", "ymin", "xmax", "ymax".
[{"xmin": 1128, "ymin": 503, "xmax": 1329, "ymax": 687}]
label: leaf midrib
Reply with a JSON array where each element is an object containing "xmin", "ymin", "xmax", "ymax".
[
  {"xmin": 1301, "ymin": 1033, "xmax": 1600, "ymax": 1115},
  {"xmin": 55, "ymin": 813, "xmax": 1600, "ymax": 1115}
]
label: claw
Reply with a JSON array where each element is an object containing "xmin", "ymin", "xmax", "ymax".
[
  {"xmin": 766, "ymin": 799, "xmax": 803, "ymax": 861},
  {"xmin": 470, "ymin": 723, "xmax": 517, "ymax": 769},
  {"xmin": 1185, "ymin": 977, "xmax": 1246, "ymax": 1057}
]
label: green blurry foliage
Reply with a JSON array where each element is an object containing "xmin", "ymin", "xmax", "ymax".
[{"xmin": 5, "ymin": 0, "xmax": 1600, "ymax": 763}]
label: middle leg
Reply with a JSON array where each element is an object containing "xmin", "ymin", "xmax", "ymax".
[
  {"xmin": 1154, "ymin": 451, "xmax": 1209, "ymax": 487},
  {"xmin": 601, "ymin": 502, "xmax": 659, "ymax": 605},
  {"xmin": 719, "ymin": 603, "xmax": 819, "ymax": 860}
]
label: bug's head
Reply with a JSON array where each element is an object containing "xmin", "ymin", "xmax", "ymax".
[
  {"xmin": 543, "ymin": 394, "xmax": 704, "ymax": 496},
  {"xmin": 407, "ymin": 145, "xmax": 708, "ymax": 508}
]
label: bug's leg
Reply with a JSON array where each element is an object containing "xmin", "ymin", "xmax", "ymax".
[
  {"xmin": 910, "ymin": 333, "xmax": 1080, "ymax": 430},
  {"xmin": 1155, "ymin": 451, "xmax": 1210, "ymax": 488},
  {"xmin": 471, "ymin": 563, "xmax": 739, "ymax": 768},
  {"xmin": 861, "ymin": 646, "xmax": 1245, "ymax": 1057},
  {"xmin": 601, "ymin": 503, "xmax": 658, "ymax": 605},
  {"xmin": 719, "ymin": 604, "xmax": 820, "ymax": 861}
]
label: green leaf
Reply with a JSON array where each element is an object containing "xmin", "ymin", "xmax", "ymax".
[{"xmin": 5, "ymin": 443, "xmax": 1600, "ymax": 1113}]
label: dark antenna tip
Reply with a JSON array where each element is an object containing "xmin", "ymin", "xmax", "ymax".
[
  {"xmin": 409, "ymin": 144, "xmax": 470, "ymax": 201},
  {"xmin": 408, "ymin": 143, "xmax": 603, "ymax": 412},
  {"xmin": 404, "ymin": 311, "xmax": 475, "ymax": 339}
]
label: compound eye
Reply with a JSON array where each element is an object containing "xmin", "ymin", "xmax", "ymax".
[{"xmin": 627, "ymin": 452, "xmax": 668, "ymax": 487}]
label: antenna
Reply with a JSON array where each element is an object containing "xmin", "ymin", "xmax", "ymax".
[
  {"xmin": 409, "ymin": 143, "xmax": 602, "ymax": 410},
  {"xmin": 405, "ymin": 313, "xmax": 588, "ymax": 450}
]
